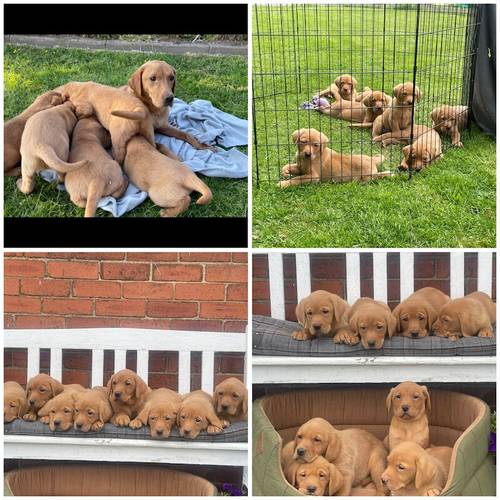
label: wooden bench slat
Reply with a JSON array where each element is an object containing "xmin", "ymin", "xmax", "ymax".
[
  {"xmin": 136, "ymin": 350, "xmax": 149, "ymax": 385},
  {"xmin": 346, "ymin": 253, "xmax": 361, "ymax": 304},
  {"xmin": 201, "ymin": 351, "xmax": 214, "ymax": 393},
  {"xmin": 178, "ymin": 351, "xmax": 191, "ymax": 394},
  {"xmin": 92, "ymin": 350, "xmax": 104, "ymax": 388},
  {"xmin": 268, "ymin": 253, "xmax": 285, "ymax": 320},
  {"xmin": 114, "ymin": 350, "xmax": 127, "ymax": 371},
  {"xmin": 477, "ymin": 252, "xmax": 493, "ymax": 296},
  {"xmin": 50, "ymin": 348, "xmax": 62, "ymax": 382},
  {"xmin": 27, "ymin": 347, "xmax": 40, "ymax": 380},
  {"xmin": 450, "ymin": 252, "xmax": 465, "ymax": 299}
]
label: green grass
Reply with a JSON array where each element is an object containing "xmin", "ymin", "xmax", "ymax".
[
  {"xmin": 4, "ymin": 45, "xmax": 248, "ymax": 217},
  {"xmin": 252, "ymin": 5, "xmax": 495, "ymax": 247}
]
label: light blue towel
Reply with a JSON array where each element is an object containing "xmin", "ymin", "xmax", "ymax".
[{"xmin": 38, "ymin": 98, "xmax": 248, "ymax": 217}]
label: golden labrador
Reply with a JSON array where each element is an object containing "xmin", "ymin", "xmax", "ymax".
[
  {"xmin": 432, "ymin": 291, "xmax": 496, "ymax": 340},
  {"xmin": 17, "ymin": 102, "xmax": 88, "ymax": 195},
  {"xmin": 279, "ymin": 128, "xmax": 390, "ymax": 187},
  {"xmin": 382, "ymin": 441, "xmax": 452, "ymax": 496},
  {"xmin": 393, "ymin": 287, "xmax": 450, "ymax": 338},
  {"xmin": 385, "ymin": 381, "xmax": 430, "ymax": 451},
  {"xmin": 38, "ymin": 385, "xmax": 86, "ymax": 431},
  {"xmin": 74, "ymin": 387, "xmax": 113, "ymax": 432},
  {"xmin": 66, "ymin": 117, "xmax": 128, "ymax": 217},
  {"xmin": 398, "ymin": 125, "xmax": 442, "ymax": 172},
  {"xmin": 129, "ymin": 388, "xmax": 182, "ymax": 438},
  {"xmin": 107, "ymin": 369, "xmax": 151, "ymax": 427},
  {"xmin": 348, "ymin": 297, "xmax": 397, "ymax": 349},
  {"xmin": 213, "ymin": 377, "xmax": 248, "ymax": 423},
  {"xmin": 4, "ymin": 381, "xmax": 29, "ymax": 423},
  {"xmin": 431, "ymin": 105, "xmax": 468, "ymax": 147},
  {"xmin": 318, "ymin": 74, "xmax": 358, "ymax": 101},
  {"xmin": 4, "ymin": 90, "xmax": 65, "ymax": 175}
]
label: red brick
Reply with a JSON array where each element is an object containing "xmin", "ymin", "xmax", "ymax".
[
  {"xmin": 123, "ymin": 282, "xmax": 173, "ymax": 299},
  {"xmin": 285, "ymin": 303, "xmax": 296, "ymax": 321},
  {"xmin": 165, "ymin": 353, "xmax": 178, "ymax": 373},
  {"xmin": 148, "ymin": 373, "xmax": 177, "ymax": 390},
  {"xmin": 232, "ymin": 253, "xmax": 247, "ymax": 263},
  {"xmin": 16, "ymin": 315, "xmax": 66, "ymax": 329},
  {"xmin": 360, "ymin": 254, "xmax": 374, "ymax": 279},
  {"xmin": 65, "ymin": 316, "xmax": 122, "ymax": 328},
  {"xmin": 5, "ymin": 296, "xmax": 41, "ymax": 313},
  {"xmin": 101, "ymin": 262, "xmax": 150, "ymax": 281},
  {"xmin": 62, "ymin": 370, "xmax": 90, "ymax": 388},
  {"xmin": 4, "ymin": 277, "xmax": 19, "ymax": 295},
  {"xmin": 5, "ymin": 252, "xmax": 25, "ymax": 257},
  {"xmin": 387, "ymin": 280, "xmax": 400, "ymax": 302},
  {"xmin": 170, "ymin": 319, "xmax": 224, "ymax": 332},
  {"xmin": 200, "ymin": 302, "xmax": 247, "ymax": 320},
  {"xmin": 149, "ymin": 352, "xmax": 167, "ymax": 372},
  {"xmin": 73, "ymin": 280, "xmax": 121, "ymax": 298},
  {"xmin": 119, "ymin": 318, "xmax": 170, "ymax": 329},
  {"xmin": 96, "ymin": 299, "xmax": 146, "ymax": 317},
  {"xmin": 223, "ymin": 320, "xmax": 247, "ymax": 333},
  {"xmin": 12, "ymin": 350, "xmax": 27, "ymax": 368},
  {"xmin": 71, "ymin": 253, "xmax": 125, "ymax": 260},
  {"xmin": 464, "ymin": 253, "xmax": 478, "ymax": 278},
  {"xmin": 227, "ymin": 284, "xmax": 248, "ymax": 301},
  {"xmin": 21, "ymin": 278, "xmax": 71, "ymax": 297},
  {"xmin": 387, "ymin": 253, "xmax": 400, "ymax": 279},
  {"xmin": 179, "ymin": 252, "xmax": 231, "ymax": 262},
  {"xmin": 126, "ymin": 253, "xmax": 178, "ymax": 262},
  {"xmin": 253, "ymin": 302, "xmax": 271, "ymax": 316},
  {"xmin": 414, "ymin": 255, "xmax": 435, "ymax": 279},
  {"xmin": 436, "ymin": 254, "xmax": 450, "ymax": 279},
  {"xmin": 153, "ymin": 264, "xmax": 203, "ymax": 282},
  {"xmin": 47, "ymin": 261, "xmax": 98, "ymax": 279},
  {"xmin": 4, "ymin": 315, "xmax": 15, "ymax": 328},
  {"xmin": 175, "ymin": 283, "xmax": 225, "ymax": 300},
  {"xmin": 4, "ymin": 368, "xmax": 26, "ymax": 384},
  {"xmin": 147, "ymin": 301, "xmax": 198, "ymax": 318},
  {"xmin": 205, "ymin": 264, "xmax": 247, "ymax": 283},
  {"xmin": 5, "ymin": 259, "xmax": 45, "ymax": 277},
  {"xmin": 253, "ymin": 281, "xmax": 270, "ymax": 300},
  {"xmin": 43, "ymin": 298, "xmax": 93, "ymax": 315},
  {"xmin": 252, "ymin": 255, "xmax": 269, "ymax": 278},
  {"xmin": 220, "ymin": 355, "xmax": 245, "ymax": 374},
  {"xmin": 311, "ymin": 280, "xmax": 345, "ymax": 297},
  {"xmin": 311, "ymin": 255, "xmax": 345, "ymax": 279}
]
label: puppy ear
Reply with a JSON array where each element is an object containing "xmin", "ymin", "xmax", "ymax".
[
  {"xmin": 134, "ymin": 374, "xmax": 149, "ymax": 399},
  {"xmin": 49, "ymin": 378, "xmax": 64, "ymax": 397},
  {"xmin": 128, "ymin": 66, "xmax": 144, "ymax": 97},
  {"xmin": 331, "ymin": 295, "xmax": 348, "ymax": 330},
  {"xmin": 291, "ymin": 129, "xmax": 301, "ymax": 145},
  {"xmin": 106, "ymin": 374, "xmax": 114, "ymax": 398},
  {"xmin": 324, "ymin": 428, "xmax": 341, "ymax": 462},
  {"xmin": 422, "ymin": 385, "xmax": 431, "ymax": 412},
  {"xmin": 386, "ymin": 311, "xmax": 397, "ymax": 338},
  {"xmin": 38, "ymin": 400, "xmax": 51, "ymax": 418},
  {"xmin": 351, "ymin": 76, "xmax": 358, "ymax": 88},
  {"xmin": 176, "ymin": 405, "xmax": 183, "ymax": 427},
  {"xmin": 415, "ymin": 453, "xmax": 438, "ymax": 490},
  {"xmin": 424, "ymin": 305, "xmax": 438, "ymax": 332},
  {"xmin": 98, "ymin": 399, "xmax": 113, "ymax": 423},
  {"xmin": 393, "ymin": 83, "xmax": 403, "ymax": 97},
  {"xmin": 386, "ymin": 388, "xmax": 394, "ymax": 414},
  {"xmin": 402, "ymin": 144, "xmax": 411, "ymax": 159},
  {"xmin": 51, "ymin": 93, "xmax": 63, "ymax": 105},
  {"xmin": 430, "ymin": 108, "xmax": 439, "ymax": 125},
  {"xmin": 25, "ymin": 379, "xmax": 32, "ymax": 397},
  {"xmin": 284, "ymin": 461, "xmax": 300, "ymax": 487},
  {"xmin": 414, "ymin": 85, "xmax": 421, "ymax": 102},
  {"xmin": 328, "ymin": 463, "xmax": 343, "ymax": 496},
  {"xmin": 334, "ymin": 76, "xmax": 341, "ymax": 87},
  {"xmin": 348, "ymin": 310, "xmax": 359, "ymax": 336},
  {"xmin": 392, "ymin": 304, "xmax": 402, "ymax": 333},
  {"xmin": 295, "ymin": 297, "xmax": 307, "ymax": 327},
  {"xmin": 213, "ymin": 385, "xmax": 220, "ymax": 410},
  {"xmin": 457, "ymin": 311, "xmax": 476, "ymax": 337},
  {"xmin": 319, "ymin": 132, "xmax": 329, "ymax": 150},
  {"xmin": 18, "ymin": 396, "xmax": 29, "ymax": 418}
]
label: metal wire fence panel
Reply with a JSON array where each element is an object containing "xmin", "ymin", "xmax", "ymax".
[{"xmin": 253, "ymin": 4, "xmax": 480, "ymax": 186}]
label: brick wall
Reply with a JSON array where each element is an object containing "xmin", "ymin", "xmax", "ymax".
[
  {"xmin": 5, "ymin": 252, "xmax": 248, "ymax": 389},
  {"xmin": 253, "ymin": 252, "xmax": 496, "ymax": 321}
]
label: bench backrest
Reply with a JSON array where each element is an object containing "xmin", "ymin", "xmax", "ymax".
[{"xmin": 4, "ymin": 328, "xmax": 247, "ymax": 394}]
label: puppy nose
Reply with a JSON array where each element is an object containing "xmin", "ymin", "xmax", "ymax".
[
  {"xmin": 114, "ymin": 391, "xmax": 122, "ymax": 398},
  {"xmin": 29, "ymin": 399, "xmax": 36, "ymax": 406},
  {"xmin": 367, "ymin": 339, "xmax": 376, "ymax": 347},
  {"xmin": 411, "ymin": 330, "xmax": 419, "ymax": 338},
  {"xmin": 76, "ymin": 423, "xmax": 83, "ymax": 429},
  {"xmin": 183, "ymin": 428, "xmax": 191, "ymax": 436},
  {"xmin": 313, "ymin": 324, "xmax": 321, "ymax": 331},
  {"xmin": 398, "ymin": 165, "xmax": 407, "ymax": 172},
  {"xmin": 54, "ymin": 419, "xmax": 61, "ymax": 426},
  {"xmin": 402, "ymin": 404, "xmax": 409, "ymax": 412},
  {"xmin": 165, "ymin": 95, "xmax": 174, "ymax": 105},
  {"xmin": 221, "ymin": 404, "xmax": 229, "ymax": 411},
  {"xmin": 297, "ymin": 447, "xmax": 305, "ymax": 457},
  {"xmin": 381, "ymin": 477, "xmax": 388, "ymax": 485},
  {"xmin": 307, "ymin": 485, "xmax": 317, "ymax": 494},
  {"xmin": 156, "ymin": 429, "xmax": 164, "ymax": 436},
  {"xmin": 304, "ymin": 152, "xmax": 311, "ymax": 158}
]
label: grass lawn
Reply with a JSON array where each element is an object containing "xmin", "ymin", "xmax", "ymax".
[
  {"xmin": 4, "ymin": 45, "xmax": 248, "ymax": 217},
  {"xmin": 252, "ymin": 5, "xmax": 495, "ymax": 247}
]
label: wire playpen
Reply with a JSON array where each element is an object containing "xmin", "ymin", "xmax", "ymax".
[{"xmin": 252, "ymin": 4, "xmax": 480, "ymax": 185}]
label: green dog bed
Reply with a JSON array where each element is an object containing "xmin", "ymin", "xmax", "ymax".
[{"xmin": 253, "ymin": 388, "xmax": 495, "ymax": 496}]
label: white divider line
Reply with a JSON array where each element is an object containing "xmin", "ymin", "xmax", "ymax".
[
  {"xmin": 136, "ymin": 350, "xmax": 149, "ymax": 386},
  {"xmin": 268, "ymin": 253, "xmax": 285, "ymax": 319},
  {"xmin": 201, "ymin": 351, "xmax": 215, "ymax": 393},
  {"xmin": 399, "ymin": 252, "xmax": 414, "ymax": 301},
  {"xmin": 373, "ymin": 252, "xmax": 388, "ymax": 303},
  {"xmin": 27, "ymin": 347, "xmax": 40, "ymax": 381},
  {"xmin": 295, "ymin": 253, "xmax": 311, "ymax": 302},
  {"xmin": 449, "ymin": 252, "xmax": 465, "ymax": 299},
  {"xmin": 346, "ymin": 253, "xmax": 361, "ymax": 304},
  {"xmin": 178, "ymin": 351, "xmax": 191, "ymax": 394},
  {"xmin": 50, "ymin": 348, "xmax": 62, "ymax": 382},
  {"xmin": 477, "ymin": 252, "xmax": 493, "ymax": 296},
  {"xmin": 114, "ymin": 350, "xmax": 127, "ymax": 372},
  {"xmin": 92, "ymin": 349, "xmax": 104, "ymax": 388}
]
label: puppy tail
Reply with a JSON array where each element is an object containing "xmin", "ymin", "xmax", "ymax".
[
  {"xmin": 110, "ymin": 107, "xmax": 147, "ymax": 121},
  {"xmin": 188, "ymin": 175, "xmax": 213, "ymax": 205},
  {"xmin": 84, "ymin": 182, "xmax": 104, "ymax": 218},
  {"xmin": 38, "ymin": 145, "xmax": 88, "ymax": 173}
]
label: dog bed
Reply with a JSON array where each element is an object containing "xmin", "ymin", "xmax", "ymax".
[
  {"xmin": 4, "ymin": 464, "xmax": 217, "ymax": 495},
  {"xmin": 253, "ymin": 388, "xmax": 495, "ymax": 496},
  {"xmin": 253, "ymin": 315, "xmax": 497, "ymax": 356}
]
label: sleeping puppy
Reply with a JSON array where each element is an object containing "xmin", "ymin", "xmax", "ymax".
[
  {"xmin": 4, "ymin": 90, "xmax": 65, "ymax": 175},
  {"xmin": 382, "ymin": 441, "xmax": 452, "ymax": 496},
  {"xmin": 398, "ymin": 125, "xmax": 442, "ymax": 172},
  {"xmin": 285, "ymin": 455, "xmax": 344, "ymax": 496},
  {"xmin": 213, "ymin": 377, "xmax": 248, "ymax": 423},
  {"xmin": 318, "ymin": 74, "xmax": 358, "ymax": 101},
  {"xmin": 129, "ymin": 388, "xmax": 182, "ymax": 438},
  {"xmin": 348, "ymin": 298, "xmax": 397, "ymax": 349},
  {"xmin": 393, "ymin": 287, "xmax": 450, "ymax": 338},
  {"xmin": 177, "ymin": 390, "xmax": 229, "ymax": 439},
  {"xmin": 107, "ymin": 369, "xmax": 151, "ymax": 427},
  {"xmin": 292, "ymin": 290, "xmax": 357, "ymax": 345},
  {"xmin": 431, "ymin": 105, "xmax": 468, "ymax": 147},
  {"xmin": 283, "ymin": 417, "xmax": 388, "ymax": 496},
  {"xmin": 385, "ymin": 381, "xmax": 430, "ymax": 451},
  {"xmin": 74, "ymin": 387, "xmax": 113, "ymax": 432},
  {"xmin": 432, "ymin": 291, "xmax": 496, "ymax": 340},
  {"xmin": 38, "ymin": 385, "xmax": 86, "ymax": 431},
  {"xmin": 4, "ymin": 381, "xmax": 29, "ymax": 423}
]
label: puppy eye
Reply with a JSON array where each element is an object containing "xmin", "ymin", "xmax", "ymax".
[
  {"xmin": 169, "ymin": 75, "xmax": 175, "ymax": 82},
  {"xmin": 398, "ymin": 464, "xmax": 406, "ymax": 471},
  {"xmin": 300, "ymin": 472, "xmax": 306, "ymax": 477},
  {"xmin": 39, "ymin": 388, "xmax": 46, "ymax": 393},
  {"xmin": 395, "ymin": 394, "xmax": 401, "ymax": 400},
  {"xmin": 181, "ymin": 415, "xmax": 186, "ymax": 420},
  {"xmin": 195, "ymin": 417, "xmax": 202, "ymax": 423},
  {"xmin": 87, "ymin": 410, "xmax": 93, "ymax": 415},
  {"xmin": 313, "ymin": 143, "xmax": 320, "ymax": 147},
  {"xmin": 9, "ymin": 402, "xmax": 17, "ymax": 408},
  {"xmin": 319, "ymin": 472, "xmax": 325, "ymax": 478},
  {"xmin": 218, "ymin": 391, "xmax": 224, "ymax": 396},
  {"xmin": 150, "ymin": 76, "xmax": 157, "ymax": 82},
  {"xmin": 402, "ymin": 317, "xmax": 408, "ymax": 322},
  {"xmin": 297, "ymin": 434, "xmax": 303, "ymax": 439},
  {"xmin": 360, "ymin": 326, "xmax": 366, "ymax": 331},
  {"xmin": 165, "ymin": 416, "xmax": 171, "ymax": 421},
  {"xmin": 418, "ymin": 314, "xmax": 425, "ymax": 320},
  {"xmin": 313, "ymin": 437, "xmax": 321, "ymax": 442},
  {"xmin": 377, "ymin": 325, "xmax": 383, "ymax": 330},
  {"xmin": 75, "ymin": 409, "xmax": 79, "ymax": 414},
  {"xmin": 50, "ymin": 410, "xmax": 56, "ymax": 414},
  {"xmin": 232, "ymin": 393, "xmax": 239, "ymax": 399},
  {"xmin": 413, "ymin": 395, "xmax": 419, "ymax": 400},
  {"xmin": 150, "ymin": 416, "xmax": 157, "ymax": 421},
  {"xmin": 64, "ymin": 409, "xmax": 71, "ymax": 414},
  {"xmin": 125, "ymin": 381, "xmax": 131, "ymax": 386},
  {"xmin": 113, "ymin": 381, "xmax": 117, "ymax": 385},
  {"xmin": 306, "ymin": 311, "xmax": 312, "ymax": 316}
]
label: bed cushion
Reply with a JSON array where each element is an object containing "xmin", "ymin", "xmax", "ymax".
[
  {"xmin": 252, "ymin": 315, "xmax": 496, "ymax": 356},
  {"xmin": 4, "ymin": 419, "xmax": 247, "ymax": 443}
]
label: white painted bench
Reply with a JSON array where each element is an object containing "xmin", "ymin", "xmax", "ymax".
[
  {"xmin": 253, "ymin": 251, "xmax": 496, "ymax": 384},
  {"xmin": 4, "ymin": 328, "xmax": 248, "ymax": 472}
]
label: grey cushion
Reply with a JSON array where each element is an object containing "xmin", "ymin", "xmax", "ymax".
[
  {"xmin": 4, "ymin": 419, "xmax": 247, "ymax": 443},
  {"xmin": 252, "ymin": 315, "xmax": 496, "ymax": 357}
]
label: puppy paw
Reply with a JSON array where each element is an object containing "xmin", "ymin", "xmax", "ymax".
[
  {"xmin": 277, "ymin": 180, "xmax": 290, "ymax": 188},
  {"xmin": 207, "ymin": 425, "xmax": 223, "ymax": 434},
  {"xmin": 222, "ymin": 419, "xmax": 231, "ymax": 429},
  {"xmin": 292, "ymin": 330, "xmax": 309, "ymax": 341},
  {"xmin": 39, "ymin": 416, "xmax": 49, "ymax": 424},
  {"xmin": 425, "ymin": 488, "xmax": 441, "ymax": 496},
  {"xmin": 129, "ymin": 418, "xmax": 143, "ymax": 429},
  {"xmin": 333, "ymin": 330, "xmax": 360, "ymax": 345},
  {"xmin": 478, "ymin": 328, "xmax": 493, "ymax": 338},
  {"xmin": 447, "ymin": 334, "xmax": 459, "ymax": 341},
  {"xmin": 91, "ymin": 421, "xmax": 104, "ymax": 431},
  {"xmin": 281, "ymin": 166, "xmax": 292, "ymax": 176},
  {"xmin": 453, "ymin": 141, "xmax": 463, "ymax": 148},
  {"xmin": 112, "ymin": 414, "xmax": 130, "ymax": 427},
  {"xmin": 23, "ymin": 412, "xmax": 37, "ymax": 422}
]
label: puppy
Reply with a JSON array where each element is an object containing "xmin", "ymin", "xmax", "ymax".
[
  {"xmin": 285, "ymin": 455, "xmax": 344, "ymax": 496},
  {"xmin": 432, "ymin": 291, "xmax": 496, "ymax": 340},
  {"xmin": 348, "ymin": 297, "xmax": 397, "ymax": 349},
  {"xmin": 213, "ymin": 377, "xmax": 248, "ymax": 422},
  {"xmin": 129, "ymin": 388, "xmax": 182, "ymax": 438},
  {"xmin": 17, "ymin": 102, "xmax": 88, "ymax": 195},
  {"xmin": 431, "ymin": 105, "xmax": 468, "ymax": 147},
  {"xmin": 398, "ymin": 125, "xmax": 442, "ymax": 171},
  {"xmin": 4, "ymin": 90, "xmax": 65, "ymax": 175},
  {"xmin": 393, "ymin": 287, "xmax": 450, "ymax": 338},
  {"xmin": 38, "ymin": 385, "xmax": 86, "ymax": 431},
  {"xmin": 177, "ymin": 390, "xmax": 228, "ymax": 439},
  {"xmin": 382, "ymin": 441, "xmax": 452, "ymax": 496},
  {"xmin": 285, "ymin": 417, "xmax": 388, "ymax": 496},
  {"xmin": 123, "ymin": 136, "xmax": 212, "ymax": 217},
  {"xmin": 74, "ymin": 387, "xmax": 113, "ymax": 432},
  {"xmin": 279, "ymin": 128, "xmax": 390, "ymax": 187},
  {"xmin": 292, "ymin": 290, "xmax": 357, "ymax": 345},
  {"xmin": 372, "ymin": 82, "xmax": 421, "ymax": 146},
  {"xmin": 4, "ymin": 381, "xmax": 29, "ymax": 423},
  {"xmin": 385, "ymin": 381, "xmax": 430, "ymax": 450},
  {"xmin": 66, "ymin": 117, "xmax": 128, "ymax": 217},
  {"xmin": 107, "ymin": 369, "xmax": 151, "ymax": 427},
  {"xmin": 318, "ymin": 74, "xmax": 358, "ymax": 101}
]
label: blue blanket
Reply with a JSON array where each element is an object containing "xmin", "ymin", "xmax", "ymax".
[{"xmin": 40, "ymin": 98, "xmax": 248, "ymax": 217}]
